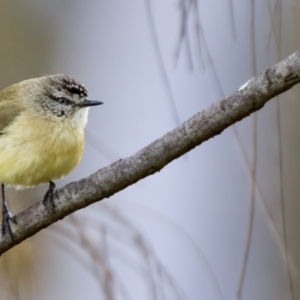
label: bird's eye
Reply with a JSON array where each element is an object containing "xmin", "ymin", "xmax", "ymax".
[{"xmin": 57, "ymin": 97, "xmax": 68, "ymax": 105}]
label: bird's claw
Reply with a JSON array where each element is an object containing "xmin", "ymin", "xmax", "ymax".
[
  {"xmin": 1, "ymin": 209, "xmax": 17, "ymax": 239},
  {"xmin": 43, "ymin": 181, "xmax": 58, "ymax": 209}
]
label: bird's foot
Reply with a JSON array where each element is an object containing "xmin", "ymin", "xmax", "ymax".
[
  {"xmin": 1, "ymin": 207, "xmax": 17, "ymax": 239},
  {"xmin": 43, "ymin": 181, "xmax": 58, "ymax": 209}
]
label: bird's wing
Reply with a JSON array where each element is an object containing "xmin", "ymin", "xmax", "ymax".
[{"xmin": 0, "ymin": 85, "xmax": 24, "ymax": 135}]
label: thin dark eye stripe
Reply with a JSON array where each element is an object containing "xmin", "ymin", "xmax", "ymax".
[
  {"xmin": 47, "ymin": 94, "xmax": 72, "ymax": 105},
  {"xmin": 60, "ymin": 98, "xmax": 72, "ymax": 105}
]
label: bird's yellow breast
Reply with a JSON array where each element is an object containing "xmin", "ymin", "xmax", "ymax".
[{"xmin": 0, "ymin": 112, "xmax": 85, "ymax": 188}]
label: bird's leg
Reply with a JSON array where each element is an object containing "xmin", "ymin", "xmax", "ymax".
[
  {"xmin": 1, "ymin": 183, "xmax": 17, "ymax": 238},
  {"xmin": 43, "ymin": 181, "xmax": 58, "ymax": 208}
]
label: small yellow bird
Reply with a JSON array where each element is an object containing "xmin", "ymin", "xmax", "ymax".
[{"xmin": 0, "ymin": 74, "xmax": 103, "ymax": 237}]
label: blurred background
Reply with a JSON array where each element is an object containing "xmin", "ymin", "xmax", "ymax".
[{"xmin": 0, "ymin": 0, "xmax": 300, "ymax": 299}]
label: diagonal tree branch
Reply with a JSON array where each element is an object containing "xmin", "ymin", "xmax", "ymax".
[{"xmin": 1, "ymin": 49, "xmax": 300, "ymax": 255}]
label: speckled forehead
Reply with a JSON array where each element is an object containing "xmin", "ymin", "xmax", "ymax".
[
  {"xmin": 62, "ymin": 76, "xmax": 88, "ymax": 98},
  {"xmin": 47, "ymin": 75, "xmax": 88, "ymax": 99}
]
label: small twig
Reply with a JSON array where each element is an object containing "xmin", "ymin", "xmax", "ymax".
[{"xmin": 1, "ymin": 49, "xmax": 300, "ymax": 255}]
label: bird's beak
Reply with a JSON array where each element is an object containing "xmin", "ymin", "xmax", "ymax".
[{"xmin": 77, "ymin": 100, "xmax": 103, "ymax": 108}]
